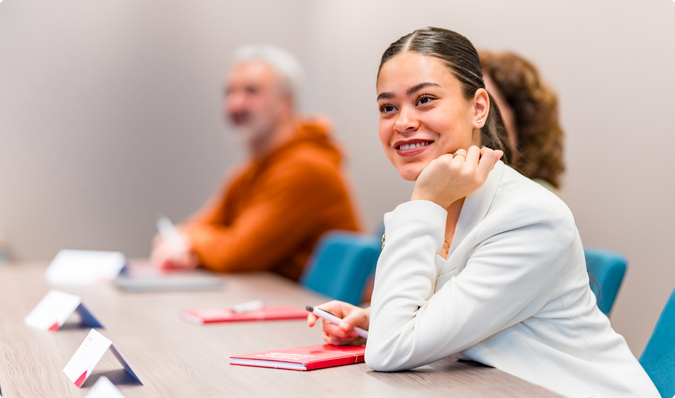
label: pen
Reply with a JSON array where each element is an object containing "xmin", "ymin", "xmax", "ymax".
[
  {"xmin": 156, "ymin": 216, "xmax": 187, "ymax": 252},
  {"xmin": 306, "ymin": 305, "xmax": 369, "ymax": 339}
]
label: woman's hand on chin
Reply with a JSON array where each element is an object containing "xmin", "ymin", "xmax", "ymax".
[{"xmin": 411, "ymin": 146, "xmax": 503, "ymax": 208}]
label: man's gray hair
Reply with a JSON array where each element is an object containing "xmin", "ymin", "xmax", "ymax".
[{"xmin": 233, "ymin": 44, "xmax": 305, "ymax": 103}]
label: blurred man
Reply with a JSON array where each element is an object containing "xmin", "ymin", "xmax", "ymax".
[{"xmin": 151, "ymin": 45, "xmax": 361, "ymax": 281}]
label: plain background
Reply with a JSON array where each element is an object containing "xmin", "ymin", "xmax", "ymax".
[{"xmin": 1, "ymin": 0, "xmax": 674, "ymax": 358}]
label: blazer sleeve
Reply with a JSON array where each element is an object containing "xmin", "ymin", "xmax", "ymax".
[
  {"xmin": 183, "ymin": 157, "xmax": 347, "ymax": 273},
  {"xmin": 365, "ymin": 199, "xmax": 577, "ymax": 371}
]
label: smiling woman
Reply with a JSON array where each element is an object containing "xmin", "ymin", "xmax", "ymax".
[
  {"xmin": 376, "ymin": 29, "xmax": 511, "ymax": 181},
  {"xmin": 307, "ymin": 27, "xmax": 660, "ymax": 398}
]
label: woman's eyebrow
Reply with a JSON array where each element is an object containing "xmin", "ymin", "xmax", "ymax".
[
  {"xmin": 377, "ymin": 92, "xmax": 395, "ymax": 101},
  {"xmin": 377, "ymin": 82, "xmax": 441, "ymax": 101},
  {"xmin": 407, "ymin": 82, "xmax": 440, "ymax": 96}
]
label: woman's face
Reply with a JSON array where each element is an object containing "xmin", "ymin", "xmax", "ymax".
[{"xmin": 377, "ymin": 52, "xmax": 486, "ymax": 181}]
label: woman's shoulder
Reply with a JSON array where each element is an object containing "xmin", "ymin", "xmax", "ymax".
[{"xmin": 488, "ymin": 165, "xmax": 576, "ymax": 232}]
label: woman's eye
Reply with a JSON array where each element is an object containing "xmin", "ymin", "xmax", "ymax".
[
  {"xmin": 416, "ymin": 95, "xmax": 435, "ymax": 105},
  {"xmin": 379, "ymin": 104, "xmax": 397, "ymax": 113}
]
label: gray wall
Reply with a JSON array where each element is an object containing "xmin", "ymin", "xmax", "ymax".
[
  {"xmin": 1, "ymin": 0, "xmax": 674, "ymax": 357},
  {"xmin": 0, "ymin": 0, "xmax": 306, "ymax": 258}
]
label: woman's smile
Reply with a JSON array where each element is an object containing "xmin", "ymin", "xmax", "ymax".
[{"xmin": 394, "ymin": 139, "xmax": 434, "ymax": 156}]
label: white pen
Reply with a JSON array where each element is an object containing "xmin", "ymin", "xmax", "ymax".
[
  {"xmin": 306, "ymin": 305, "xmax": 369, "ymax": 339},
  {"xmin": 231, "ymin": 300, "xmax": 265, "ymax": 313},
  {"xmin": 156, "ymin": 216, "xmax": 187, "ymax": 252}
]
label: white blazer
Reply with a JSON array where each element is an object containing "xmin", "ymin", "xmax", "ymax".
[{"xmin": 366, "ymin": 161, "xmax": 659, "ymax": 398}]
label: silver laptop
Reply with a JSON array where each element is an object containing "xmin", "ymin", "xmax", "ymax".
[{"xmin": 114, "ymin": 262, "xmax": 223, "ymax": 293}]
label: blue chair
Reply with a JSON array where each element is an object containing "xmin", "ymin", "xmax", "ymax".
[
  {"xmin": 584, "ymin": 248, "xmax": 627, "ymax": 315},
  {"xmin": 640, "ymin": 287, "xmax": 675, "ymax": 398},
  {"xmin": 300, "ymin": 231, "xmax": 381, "ymax": 305}
]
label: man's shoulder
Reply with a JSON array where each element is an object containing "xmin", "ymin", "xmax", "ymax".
[{"xmin": 269, "ymin": 144, "xmax": 341, "ymax": 174}]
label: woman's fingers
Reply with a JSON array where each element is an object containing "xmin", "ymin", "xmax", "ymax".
[
  {"xmin": 324, "ymin": 319, "xmax": 359, "ymax": 345},
  {"xmin": 451, "ymin": 148, "xmax": 467, "ymax": 161},
  {"xmin": 477, "ymin": 148, "xmax": 503, "ymax": 179},
  {"xmin": 308, "ymin": 300, "xmax": 369, "ymax": 345},
  {"xmin": 464, "ymin": 145, "xmax": 481, "ymax": 166},
  {"xmin": 494, "ymin": 150, "xmax": 504, "ymax": 165},
  {"xmin": 339, "ymin": 307, "xmax": 370, "ymax": 331},
  {"xmin": 307, "ymin": 300, "xmax": 348, "ymax": 330}
]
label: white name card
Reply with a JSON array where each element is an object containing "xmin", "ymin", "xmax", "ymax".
[
  {"xmin": 45, "ymin": 250, "xmax": 127, "ymax": 285},
  {"xmin": 24, "ymin": 290, "xmax": 103, "ymax": 331},
  {"xmin": 85, "ymin": 376, "xmax": 126, "ymax": 398},
  {"xmin": 63, "ymin": 329, "xmax": 141, "ymax": 388}
]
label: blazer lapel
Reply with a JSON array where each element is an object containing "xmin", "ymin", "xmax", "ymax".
[{"xmin": 447, "ymin": 160, "xmax": 505, "ymax": 258}]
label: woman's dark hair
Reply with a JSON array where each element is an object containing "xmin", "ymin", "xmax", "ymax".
[
  {"xmin": 480, "ymin": 51, "xmax": 565, "ymax": 188},
  {"xmin": 378, "ymin": 27, "xmax": 513, "ymax": 164}
]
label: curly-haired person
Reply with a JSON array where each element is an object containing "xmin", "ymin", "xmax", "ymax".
[{"xmin": 480, "ymin": 51, "xmax": 565, "ymax": 196}]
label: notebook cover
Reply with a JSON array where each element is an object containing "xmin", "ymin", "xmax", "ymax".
[
  {"xmin": 182, "ymin": 306, "xmax": 307, "ymax": 324},
  {"xmin": 230, "ymin": 344, "xmax": 365, "ymax": 371}
]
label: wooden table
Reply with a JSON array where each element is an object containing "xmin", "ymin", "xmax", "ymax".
[{"xmin": 0, "ymin": 263, "xmax": 563, "ymax": 398}]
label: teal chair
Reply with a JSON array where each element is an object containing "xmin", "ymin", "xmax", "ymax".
[
  {"xmin": 640, "ymin": 287, "xmax": 675, "ymax": 398},
  {"xmin": 300, "ymin": 231, "xmax": 381, "ymax": 306},
  {"xmin": 585, "ymin": 248, "xmax": 627, "ymax": 315}
]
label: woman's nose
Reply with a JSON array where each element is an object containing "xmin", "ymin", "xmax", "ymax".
[{"xmin": 393, "ymin": 107, "xmax": 419, "ymax": 135}]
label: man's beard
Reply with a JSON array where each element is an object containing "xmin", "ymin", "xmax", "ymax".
[{"xmin": 231, "ymin": 111, "xmax": 277, "ymax": 149}]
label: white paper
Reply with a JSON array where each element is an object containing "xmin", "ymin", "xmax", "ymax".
[
  {"xmin": 24, "ymin": 290, "xmax": 103, "ymax": 331},
  {"xmin": 45, "ymin": 250, "xmax": 126, "ymax": 285},
  {"xmin": 24, "ymin": 290, "xmax": 82, "ymax": 331},
  {"xmin": 63, "ymin": 330, "xmax": 141, "ymax": 388},
  {"xmin": 85, "ymin": 376, "xmax": 126, "ymax": 398},
  {"xmin": 63, "ymin": 329, "xmax": 113, "ymax": 388}
]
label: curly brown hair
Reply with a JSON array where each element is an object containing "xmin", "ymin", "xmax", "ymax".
[{"xmin": 479, "ymin": 51, "xmax": 565, "ymax": 188}]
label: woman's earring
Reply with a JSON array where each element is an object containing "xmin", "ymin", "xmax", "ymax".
[{"xmin": 477, "ymin": 120, "xmax": 483, "ymax": 125}]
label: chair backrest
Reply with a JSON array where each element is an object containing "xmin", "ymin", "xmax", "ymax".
[
  {"xmin": 640, "ymin": 287, "xmax": 675, "ymax": 398},
  {"xmin": 584, "ymin": 248, "xmax": 627, "ymax": 315},
  {"xmin": 300, "ymin": 231, "xmax": 381, "ymax": 305}
]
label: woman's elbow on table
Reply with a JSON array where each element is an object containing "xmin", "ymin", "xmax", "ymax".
[{"xmin": 364, "ymin": 338, "xmax": 420, "ymax": 372}]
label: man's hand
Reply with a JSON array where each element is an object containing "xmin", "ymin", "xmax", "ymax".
[
  {"xmin": 307, "ymin": 300, "xmax": 370, "ymax": 346},
  {"xmin": 150, "ymin": 233, "xmax": 198, "ymax": 270}
]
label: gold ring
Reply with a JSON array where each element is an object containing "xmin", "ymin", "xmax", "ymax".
[{"xmin": 452, "ymin": 152, "xmax": 466, "ymax": 158}]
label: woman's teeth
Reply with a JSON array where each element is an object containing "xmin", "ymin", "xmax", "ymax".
[{"xmin": 399, "ymin": 142, "xmax": 430, "ymax": 150}]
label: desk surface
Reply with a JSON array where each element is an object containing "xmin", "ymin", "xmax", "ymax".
[{"xmin": 0, "ymin": 263, "xmax": 563, "ymax": 398}]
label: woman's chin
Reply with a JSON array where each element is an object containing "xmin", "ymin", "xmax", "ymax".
[{"xmin": 397, "ymin": 166, "xmax": 424, "ymax": 181}]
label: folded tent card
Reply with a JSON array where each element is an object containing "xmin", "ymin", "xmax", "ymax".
[
  {"xmin": 24, "ymin": 290, "xmax": 103, "ymax": 331},
  {"xmin": 63, "ymin": 329, "xmax": 141, "ymax": 388},
  {"xmin": 45, "ymin": 250, "xmax": 127, "ymax": 285}
]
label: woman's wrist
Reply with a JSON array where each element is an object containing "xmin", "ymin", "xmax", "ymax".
[{"xmin": 410, "ymin": 190, "xmax": 459, "ymax": 209}]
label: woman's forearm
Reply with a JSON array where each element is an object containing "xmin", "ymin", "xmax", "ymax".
[
  {"xmin": 366, "ymin": 199, "xmax": 575, "ymax": 372},
  {"xmin": 366, "ymin": 200, "xmax": 447, "ymax": 371}
]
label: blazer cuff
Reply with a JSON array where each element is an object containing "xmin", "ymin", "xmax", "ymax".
[{"xmin": 383, "ymin": 200, "xmax": 447, "ymax": 254}]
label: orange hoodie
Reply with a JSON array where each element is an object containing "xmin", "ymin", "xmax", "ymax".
[{"xmin": 183, "ymin": 120, "xmax": 361, "ymax": 281}]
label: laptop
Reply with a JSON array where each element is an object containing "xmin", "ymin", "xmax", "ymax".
[{"xmin": 114, "ymin": 262, "xmax": 223, "ymax": 293}]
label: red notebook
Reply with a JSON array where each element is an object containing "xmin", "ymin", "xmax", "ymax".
[
  {"xmin": 182, "ymin": 306, "xmax": 307, "ymax": 324},
  {"xmin": 230, "ymin": 344, "xmax": 365, "ymax": 371}
]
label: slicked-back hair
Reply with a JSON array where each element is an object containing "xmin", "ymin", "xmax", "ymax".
[{"xmin": 378, "ymin": 27, "xmax": 513, "ymax": 164}]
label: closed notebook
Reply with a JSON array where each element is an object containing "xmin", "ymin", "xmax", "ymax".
[
  {"xmin": 230, "ymin": 344, "xmax": 365, "ymax": 371},
  {"xmin": 182, "ymin": 306, "xmax": 307, "ymax": 324}
]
